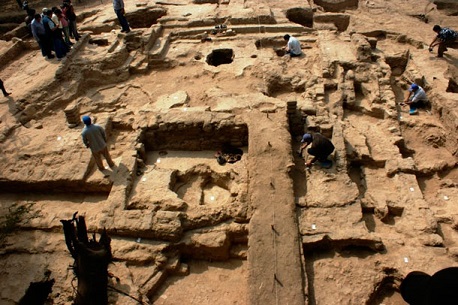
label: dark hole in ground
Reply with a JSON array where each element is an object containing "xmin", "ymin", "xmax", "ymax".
[
  {"xmin": 347, "ymin": 162, "xmax": 366, "ymax": 198},
  {"xmin": 275, "ymin": 48, "xmax": 286, "ymax": 56},
  {"xmin": 380, "ymin": 206, "xmax": 403, "ymax": 225},
  {"xmin": 126, "ymin": 7, "xmax": 167, "ymax": 28},
  {"xmin": 89, "ymin": 38, "xmax": 109, "ymax": 46},
  {"xmin": 339, "ymin": 245, "xmax": 379, "ymax": 257},
  {"xmin": 395, "ymin": 138, "xmax": 415, "ymax": 158},
  {"xmin": 285, "ymin": 7, "xmax": 313, "ymax": 28},
  {"xmin": 446, "ymin": 78, "xmax": 458, "ymax": 93},
  {"xmin": 206, "ymin": 48, "xmax": 234, "ymax": 66}
]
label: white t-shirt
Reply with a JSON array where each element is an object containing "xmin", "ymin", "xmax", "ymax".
[
  {"xmin": 51, "ymin": 14, "xmax": 62, "ymax": 28},
  {"xmin": 288, "ymin": 36, "xmax": 302, "ymax": 56}
]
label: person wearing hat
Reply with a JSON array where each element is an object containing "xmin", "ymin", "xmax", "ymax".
[
  {"xmin": 402, "ymin": 83, "xmax": 428, "ymax": 115},
  {"xmin": 81, "ymin": 116, "xmax": 115, "ymax": 173},
  {"xmin": 429, "ymin": 25, "xmax": 458, "ymax": 58},
  {"xmin": 298, "ymin": 132, "xmax": 335, "ymax": 167}
]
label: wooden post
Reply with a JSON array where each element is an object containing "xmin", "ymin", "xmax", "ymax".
[{"xmin": 61, "ymin": 213, "xmax": 112, "ymax": 305}]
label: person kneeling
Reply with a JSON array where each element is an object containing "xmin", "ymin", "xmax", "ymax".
[{"xmin": 299, "ymin": 133, "xmax": 334, "ymax": 168}]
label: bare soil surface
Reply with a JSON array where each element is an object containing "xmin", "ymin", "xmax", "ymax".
[{"xmin": 0, "ymin": 0, "xmax": 458, "ymax": 304}]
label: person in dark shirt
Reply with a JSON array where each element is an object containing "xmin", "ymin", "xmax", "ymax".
[
  {"xmin": 62, "ymin": 1, "xmax": 80, "ymax": 41},
  {"xmin": 42, "ymin": 9, "xmax": 67, "ymax": 60},
  {"xmin": 299, "ymin": 133, "xmax": 335, "ymax": 167},
  {"xmin": 429, "ymin": 25, "xmax": 458, "ymax": 57}
]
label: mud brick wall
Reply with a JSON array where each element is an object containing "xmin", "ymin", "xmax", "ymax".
[{"xmin": 143, "ymin": 120, "xmax": 248, "ymax": 151}]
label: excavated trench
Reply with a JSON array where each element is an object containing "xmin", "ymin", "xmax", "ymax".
[
  {"xmin": 173, "ymin": 170, "xmax": 233, "ymax": 207},
  {"xmin": 127, "ymin": 120, "xmax": 250, "ymax": 301},
  {"xmin": 1, "ymin": 1, "xmax": 458, "ymax": 304}
]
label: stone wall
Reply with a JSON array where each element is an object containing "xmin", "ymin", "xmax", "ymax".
[{"xmin": 144, "ymin": 118, "xmax": 249, "ymax": 151}]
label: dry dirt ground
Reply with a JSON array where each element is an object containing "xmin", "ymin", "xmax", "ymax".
[{"xmin": 0, "ymin": 0, "xmax": 458, "ymax": 304}]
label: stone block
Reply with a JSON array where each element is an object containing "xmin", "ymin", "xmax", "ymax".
[
  {"xmin": 351, "ymin": 33, "xmax": 372, "ymax": 62},
  {"xmin": 180, "ymin": 231, "xmax": 231, "ymax": 261}
]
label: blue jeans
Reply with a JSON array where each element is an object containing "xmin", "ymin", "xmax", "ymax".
[
  {"xmin": 37, "ymin": 34, "xmax": 52, "ymax": 57},
  {"xmin": 115, "ymin": 9, "xmax": 130, "ymax": 32},
  {"xmin": 53, "ymin": 35, "xmax": 68, "ymax": 59},
  {"xmin": 286, "ymin": 50, "xmax": 301, "ymax": 57},
  {"xmin": 409, "ymin": 100, "xmax": 427, "ymax": 111}
]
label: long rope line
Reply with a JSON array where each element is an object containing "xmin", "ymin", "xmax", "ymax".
[{"xmin": 270, "ymin": 144, "xmax": 279, "ymax": 305}]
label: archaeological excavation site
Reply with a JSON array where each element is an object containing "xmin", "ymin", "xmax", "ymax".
[{"xmin": 0, "ymin": 0, "xmax": 458, "ymax": 304}]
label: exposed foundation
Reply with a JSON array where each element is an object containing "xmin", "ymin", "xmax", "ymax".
[{"xmin": 0, "ymin": 0, "xmax": 458, "ymax": 305}]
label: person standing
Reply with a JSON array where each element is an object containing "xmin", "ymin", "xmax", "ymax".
[
  {"xmin": 299, "ymin": 133, "xmax": 335, "ymax": 167},
  {"xmin": 57, "ymin": 6, "xmax": 72, "ymax": 46},
  {"xmin": 113, "ymin": 0, "xmax": 130, "ymax": 33},
  {"xmin": 429, "ymin": 25, "xmax": 458, "ymax": 58},
  {"xmin": 402, "ymin": 83, "xmax": 428, "ymax": 115},
  {"xmin": 42, "ymin": 9, "xmax": 67, "ymax": 60},
  {"xmin": 81, "ymin": 116, "xmax": 115, "ymax": 173},
  {"xmin": 31, "ymin": 13, "xmax": 54, "ymax": 59},
  {"xmin": 62, "ymin": 0, "xmax": 80, "ymax": 41},
  {"xmin": 283, "ymin": 34, "xmax": 302, "ymax": 57},
  {"xmin": 52, "ymin": 8, "xmax": 72, "ymax": 48},
  {"xmin": 0, "ymin": 79, "xmax": 11, "ymax": 97}
]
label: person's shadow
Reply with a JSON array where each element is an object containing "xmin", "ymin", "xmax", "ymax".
[{"xmin": 5, "ymin": 96, "xmax": 21, "ymax": 116}]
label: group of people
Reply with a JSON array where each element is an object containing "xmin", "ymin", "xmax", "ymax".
[
  {"xmin": 5, "ymin": 5, "xmax": 457, "ymax": 173},
  {"xmin": 283, "ymin": 24, "xmax": 457, "ymax": 59},
  {"xmin": 30, "ymin": 1, "xmax": 80, "ymax": 60},
  {"xmin": 297, "ymin": 80, "xmax": 430, "ymax": 169},
  {"xmin": 27, "ymin": 0, "xmax": 131, "ymax": 61}
]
